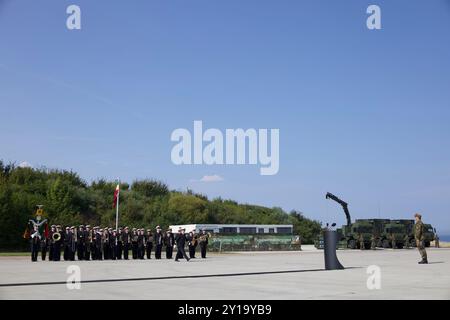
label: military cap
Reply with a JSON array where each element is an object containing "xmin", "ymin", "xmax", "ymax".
[
  {"xmin": 414, "ymin": 213, "xmax": 422, "ymax": 219},
  {"xmin": 86, "ymin": 225, "xmax": 91, "ymax": 228},
  {"xmin": 156, "ymin": 225, "xmax": 161, "ymax": 229}
]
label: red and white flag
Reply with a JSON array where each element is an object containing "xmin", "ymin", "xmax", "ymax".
[{"xmin": 113, "ymin": 184, "xmax": 120, "ymax": 208}]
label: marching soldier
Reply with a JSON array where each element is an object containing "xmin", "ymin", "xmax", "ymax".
[
  {"xmin": 137, "ymin": 229, "xmax": 145, "ymax": 260},
  {"xmin": 77, "ymin": 225, "xmax": 85, "ymax": 260},
  {"xmin": 117, "ymin": 228, "xmax": 123, "ymax": 259},
  {"xmin": 146, "ymin": 229, "xmax": 153, "ymax": 259},
  {"xmin": 199, "ymin": 229, "xmax": 209, "ymax": 259},
  {"xmin": 175, "ymin": 228, "xmax": 190, "ymax": 262},
  {"xmin": 435, "ymin": 233, "xmax": 440, "ymax": 248},
  {"xmin": 154, "ymin": 226, "xmax": 164, "ymax": 260},
  {"xmin": 165, "ymin": 228, "xmax": 175, "ymax": 259},
  {"xmin": 414, "ymin": 213, "xmax": 428, "ymax": 264},
  {"xmin": 122, "ymin": 227, "xmax": 131, "ymax": 260},
  {"xmin": 30, "ymin": 225, "xmax": 41, "ymax": 262}
]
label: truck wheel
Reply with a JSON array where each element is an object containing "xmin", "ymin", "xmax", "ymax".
[
  {"xmin": 382, "ymin": 239, "xmax": 390, "ymax": 248},
  {"xmin": 348, "ymin": 240, "xmax": 357, "ymax": 249},
  {"xmin": 425, "ymin": 241, "xmax": 430, "ymax": 248},
  {"xmin": 410, "ymin": 240, "xmax": 417, "ymax": 248},
  {"xmin": 397, "ymin": 243, "xmax": 404, "ymax": 249}
]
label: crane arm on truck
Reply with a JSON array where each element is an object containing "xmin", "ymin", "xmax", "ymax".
[{"xmin": 326, "ymin": 192, "xmax": 351, "ymax": 227}]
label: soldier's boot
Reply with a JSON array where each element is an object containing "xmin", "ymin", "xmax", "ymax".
[{"xmin": 418, "ymin": 259, "xmax": 428, "ymax": 264}]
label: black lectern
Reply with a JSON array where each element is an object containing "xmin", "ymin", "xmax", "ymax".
[{"xmin": 323, "ymin": 230, "xmax": 344, "ymax": 270}]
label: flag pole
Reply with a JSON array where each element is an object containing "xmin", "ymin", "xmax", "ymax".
[{"xmin": 115, "ymin": 179, "xmax": 120, "ymax": 232}]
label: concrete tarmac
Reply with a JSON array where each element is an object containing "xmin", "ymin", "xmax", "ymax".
[{"xmin": 1, "ymin": 246, "xmax": 449, "ymax": 300}]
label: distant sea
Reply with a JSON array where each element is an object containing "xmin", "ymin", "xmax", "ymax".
[{"xmin": 439, "ymin": 235, "xmax": 450, "ymax": 242}]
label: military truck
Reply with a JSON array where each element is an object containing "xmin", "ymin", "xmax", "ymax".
[
  {"xmin": 394, "ymin": 219, "xmax": 436, "ymax": 247},
  {"xmin": 423, "ymin": 224, "xmax": 436, "ymax": 247},
  {"xmin": 340, "ymin": 219, "xmax": 376, "ymax": 249},
  {"xmin": 315, "ymin": 192, "xmax": 437, "ymax": 250},
  {"xmin": 324, "ymin": 193, "xmax": 382, "ymax": 249},
  {"xmin": 393, "ymin": 219, "xmax": 416, "ymax": 247},
  {"xmin": 379, "ymin": 221, "xmax": 408, "ymax": 248}
]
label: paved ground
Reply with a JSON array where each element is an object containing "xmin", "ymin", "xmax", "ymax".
[{"xmin": 1, "ymin": 246, "xmax": 449, "ymax": 300}]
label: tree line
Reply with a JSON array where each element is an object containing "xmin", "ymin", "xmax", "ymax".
[{"xmin": 0, "ymin": 161, "xmax": 321, "ymax": 250}]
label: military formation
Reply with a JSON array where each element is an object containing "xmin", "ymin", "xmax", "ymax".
[{"xmin": 29, "ymin": 224, "xmax": 210, "ymax": 263}]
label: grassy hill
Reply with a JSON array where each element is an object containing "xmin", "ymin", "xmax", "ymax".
[{"xmin": 0, "ymin": 161, "xmax": 321, "ymax": 250}]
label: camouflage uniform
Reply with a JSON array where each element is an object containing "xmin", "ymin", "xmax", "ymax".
[
  {"xmin": 415, "ymin": 220, "xmax": 428, "ymax": 263},
  {"xmin": 390, "ymin": 233, "xmax": 396, "ymax": 249},
  {"xmin": 404, "ymin": 234, "xmax": 410, "ymax": 249},
  {"xmin": 358, "ymin": 234, "xmax": 365, "ymax": 250},
  {"xmin": 370, "ymin": 234, "xmax": 377, "ymax": 250}
]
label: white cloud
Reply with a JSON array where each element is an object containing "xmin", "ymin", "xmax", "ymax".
[
  {"xmin": 18, "ymin": 161, "xmax": 32, "ymax": 168},
  {"xmin": 199, "ymin": 174, "xmax": 224, "ymax": 183}
]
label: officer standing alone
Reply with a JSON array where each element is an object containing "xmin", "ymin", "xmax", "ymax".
[{"xmin": 414, "ymin": 213, "xmax": 428, "ymax": 264}]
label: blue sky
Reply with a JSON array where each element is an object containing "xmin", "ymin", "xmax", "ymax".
[{"xmin": 1, "ymin": 0, "xmax": 450, "ymax": 232}]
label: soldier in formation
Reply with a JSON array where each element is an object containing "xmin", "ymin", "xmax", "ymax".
[
  {"xmin": 370, "ymin": 233, "xmax": 378, "ymax": 250},
  {"xmin": 404, "ymin": 234, "xmax": 410, "ymax": 249},
  {"xmin": 30, "ymin": 225, "xmax": 41, "ymax": 262},
  {"xmin": 122, "ymin": 227, "xmax": 131, "ymax": 260},
  {"xmin": 188, "ymin": 231, "xmax": 199, "ymax": 258},
  {"xmin": 146, "ymin": 229, "xmax": 153, "ymax": 259},
  {"xmin": 199, "ymin": 229, "xmax": 210, "ymax": 259},
  {"xmin": 165, "ymin": 228, "xmax": 175, "ymax": 259},
  {"xmin": 358, "ymin": 233, "xmax": 365, "ymax": 250},
  {"xmin": 154, "ymin": 226, "xmax": 164, "ymax": 259},
  {"xmin": 27, "ymin": 223, "xmax": 209, "ymax": 263},
  {"xmin": 390, "ymin": 233, "xmax": 396, "ymax": 249}
]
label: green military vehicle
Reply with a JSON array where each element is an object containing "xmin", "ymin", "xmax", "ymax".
[
  {"xmin": 394, "ymin": 219, "xmax": 436, "ymax": 247},
  {"xmin": 393, "ymin": 219, "xmax": 416, "ymax": 247},
  {"xmin": 314, "ymin": 192, "xmax": 437, "ymax": 250},
  {"xmin": 379, "ymin": 221, "xmax": 408, "ymax": 248},
  {"xmin": 340, "ymin": 219, "xmax": 376, "ymax": 249},
  {"xmin": 423, "ymin": 224, "xmax": 436, "ymax": 247},
  {"xmin": 323, "ymin": 193, "xmax": 382, "ymax": 249}
]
